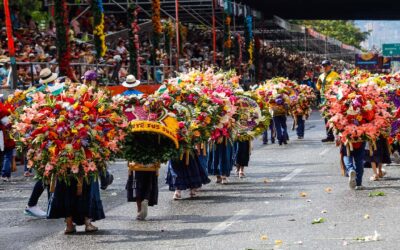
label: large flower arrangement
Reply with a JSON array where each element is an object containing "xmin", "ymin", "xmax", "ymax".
[
  {"xmin": 290, "ymin": 84, "xmax": 316, "ymax": 117},
  {"xmin": 233, "ymin": 90, "xmax": 267, "ymax": 141},
  {"xmin": 116, "ymin": 94, "xmax": 179, "ymax": 165},
  {"xmin": 12, "ymin": 83, "xmax": 127, "ymax": 184},
  {"xmin": 256, "ymin": 78, "xmax": 295, "ymax": 117},
  {"xmin": 157, "ymin": 69, "xmax": 238, "ymax": 154},
  {"xmin": 322, "ymin": 79, "xmax": 393, "ymax": 149}
]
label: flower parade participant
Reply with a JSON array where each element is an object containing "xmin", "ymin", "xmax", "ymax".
[
  {"xmin": 119, "ymin": 77, "xmax": 161, "ymax": 220},
  {"xmin": 316, "ymin": 60, "xmax": 339, "ymax": 143},
  {"xmin": 37, "ymin": 68, "xmax": 58, "ymax": 89},
  {"xmin": 322, "ymin": 76, "xmax": 393, "ymax": 190},
  {"xmin": 18, "ymin": 70, "xmax": 62, "ymax": 217},
  {"xmin": 121, "ymin": 91, "xmax": 178, "ymax": 220},
  {"xmin": 269, "ymin": 93, "xmax": 290, "ymax": 145},
  {"xmin": 233, "ymin": 91, "xmax": 267, "ymax": 178},
  {"xmin": 165, "ymin": 99, "xmax": 211, "ymax": 199},
  {"xmin": 121, "ymin": 75, "xmax": 143, "ymax": 97},
  {"xmin": 13, "ymin": 81, "xmax": 127, "ymax": 233},
  {"xmin": 367, "ymin": 136, "xmax": 391, "ymax": 181},
  {"xmin": 291, "ymin": 84, "xmax": 316, "ymax": 140}
]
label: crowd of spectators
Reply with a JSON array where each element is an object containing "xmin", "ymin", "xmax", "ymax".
[{"xmin": 0, "ymin": 7, "xmax": 351, "ymax": 89}]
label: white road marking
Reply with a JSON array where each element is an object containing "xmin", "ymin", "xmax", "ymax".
[
  {"xmin": 280, "ymin": 168, "xmax": 303, "ymax": 181},
  {"xmin": 207, "ymin": 209, "xmax": 252, "ymax": 235},
  {"xmin": 0, "ymin": 208, "xmax": 20, "ymax": 211},
  {"xmin": 264, "ymin": 201, "xmax": 270, "ymax": 204},
  {"xmin": 319, "ymin": 148, "xmax": 330, "ymax": 156}
]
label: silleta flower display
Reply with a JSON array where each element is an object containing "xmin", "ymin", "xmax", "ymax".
[{"xmin": 12, "ymin": 83, "xmax": 127, "ymax": 184}]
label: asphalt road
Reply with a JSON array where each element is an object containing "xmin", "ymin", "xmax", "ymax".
[{"xmin": 1, "ymin": 112, "xmax": 400, "ymax": 250}]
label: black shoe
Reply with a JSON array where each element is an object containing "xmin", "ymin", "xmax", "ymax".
[
  {"xmin": 279, "ymin": 142, "xmax": 283, "ymax": 146},
  {"xmin": 298, "ymin": 136, "xmax": 304, "ymax": 139},
  {"xmin": 321, "ymin": 138, "xmax": 334, "ymax": 143},
  {"xmin": 271, "ymin": 139, "xmax": 275, "ymax": 144},
  {"xmin": 263, "ymin": 142, "xmax": 268, "ymax": 145},
  {"xmin": 283, "ymin": 140, "xmax": 288, "ymax": 145}
]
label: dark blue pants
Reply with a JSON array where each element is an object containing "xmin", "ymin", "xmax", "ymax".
[
  {"xmin": 273, "ymin": 116, "xmax": 288, "ymax": 143},
  {"xmin": 262, "ymin": 120, "xmax": 275, "ymax": 143},
  {"xmin": 1, "ymin": 149, "xmax": 13, "ymax": 178},
  {"xmin": 296, "ymin": 115, "xmax": 305, "ymax": 137},
  {"xmin": 342, "ymin": 144, "xmax": 366, "ymax": 186}
]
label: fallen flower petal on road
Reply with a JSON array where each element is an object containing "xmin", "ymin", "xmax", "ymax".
[{"xmin": 312, "ymin": 218, "xmax": 326, "ymax": 224}]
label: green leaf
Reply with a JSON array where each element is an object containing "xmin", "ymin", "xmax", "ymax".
[
  {"xmin": 368, "ymin": 191, "xmax": 385, "ymax": 197},
  {"xmin": 311, "ymin": 218, "xmax": 326, "ymax": 224}
]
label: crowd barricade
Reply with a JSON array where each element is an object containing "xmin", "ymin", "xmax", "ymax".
[{"xmin": 8, "ymin": 62, "xmax": 176, "ymax": 89}]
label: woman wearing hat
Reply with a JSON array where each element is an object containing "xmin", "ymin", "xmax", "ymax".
[{"xmin": 122, "ymin": 75, "xmax": 159, "ymax": 220}]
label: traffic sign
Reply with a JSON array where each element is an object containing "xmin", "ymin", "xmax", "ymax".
[{"xmin": 383, "ymin": 43, "xmax": 400, "ymax": 57}]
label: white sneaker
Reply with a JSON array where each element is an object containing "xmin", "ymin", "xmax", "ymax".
[
  {"xmin": 355, "ymin": 186, "xmax": 365, "ymax": 190},
  {"xmin": 348, "ymin": 170, "xmax": 356, "ymax": 190},
  {"xmin": 24, "ymin": 206, "xmax": 47, "ymax": 218}
]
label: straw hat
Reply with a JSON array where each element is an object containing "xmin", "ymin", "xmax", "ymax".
[
  {"xmin": 122, "ymin": 75, "xmax": 140, "ymax": 88},
  {"xmin": 0, "ymin": 56, "xmax": 10, "ymax": 63},
  {"xmin": 39, "ymin": 68, "xmax": 58, "ymax": 84}
]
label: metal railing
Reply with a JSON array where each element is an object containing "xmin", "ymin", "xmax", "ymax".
[{"xmin": 8, "ymin": 62, "xmax": 176, "ymax": 88}]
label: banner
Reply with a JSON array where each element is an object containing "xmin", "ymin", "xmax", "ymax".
[
  {"xmin": 355, "ymin": 53, "xmax": 379, "ymax": 70},
  {"xmin": 130, "ymin": 120, "xmax": 179, "ymax": 149},
  {"xmin": 382, "ymin": 57, "xmax": 391, "ymax": 69}
]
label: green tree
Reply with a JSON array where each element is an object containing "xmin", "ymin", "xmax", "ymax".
[
  {"xmin": 292, "ymin": 20, "xmax": 370, "ymax": 49},
  {"xmin": 0, "ymin": 0, "xmax": 43, "ymax": 17}
]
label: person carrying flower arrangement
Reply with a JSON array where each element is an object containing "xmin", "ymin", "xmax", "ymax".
[
  {"xmin": 269, "ymin": 93, "xmax": 290, "ymax": 145},
  {"xmin": 24, "ymin": 68, "xmax": 61, "ymax": 218},
  {"xmin": 14, "ymin": 79, "xmax": 127, "ymax": 234},
  {"xmin": 122, "ymin": 93, "xmax": 172, "ymax": 220},
  {"xmin": 324, "ymin": 79, "xmax": 393, "ymax": 190},
  {"xmin": 316, "ymin": 60, "xmax": 340, "ymax": 142}
]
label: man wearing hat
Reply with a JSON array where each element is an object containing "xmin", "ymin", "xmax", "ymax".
[
  {"xmin": 121, "ymin": 75, "xmax": 142, "ymax": 96},
  {"xmin": 316, "ymin": 60, "xmax": 340, "ymax": 142}
]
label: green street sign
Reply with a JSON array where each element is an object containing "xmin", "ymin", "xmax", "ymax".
[{"xmin": 383, "ymin": 43, "xmax": 400, "ymax": 57}]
